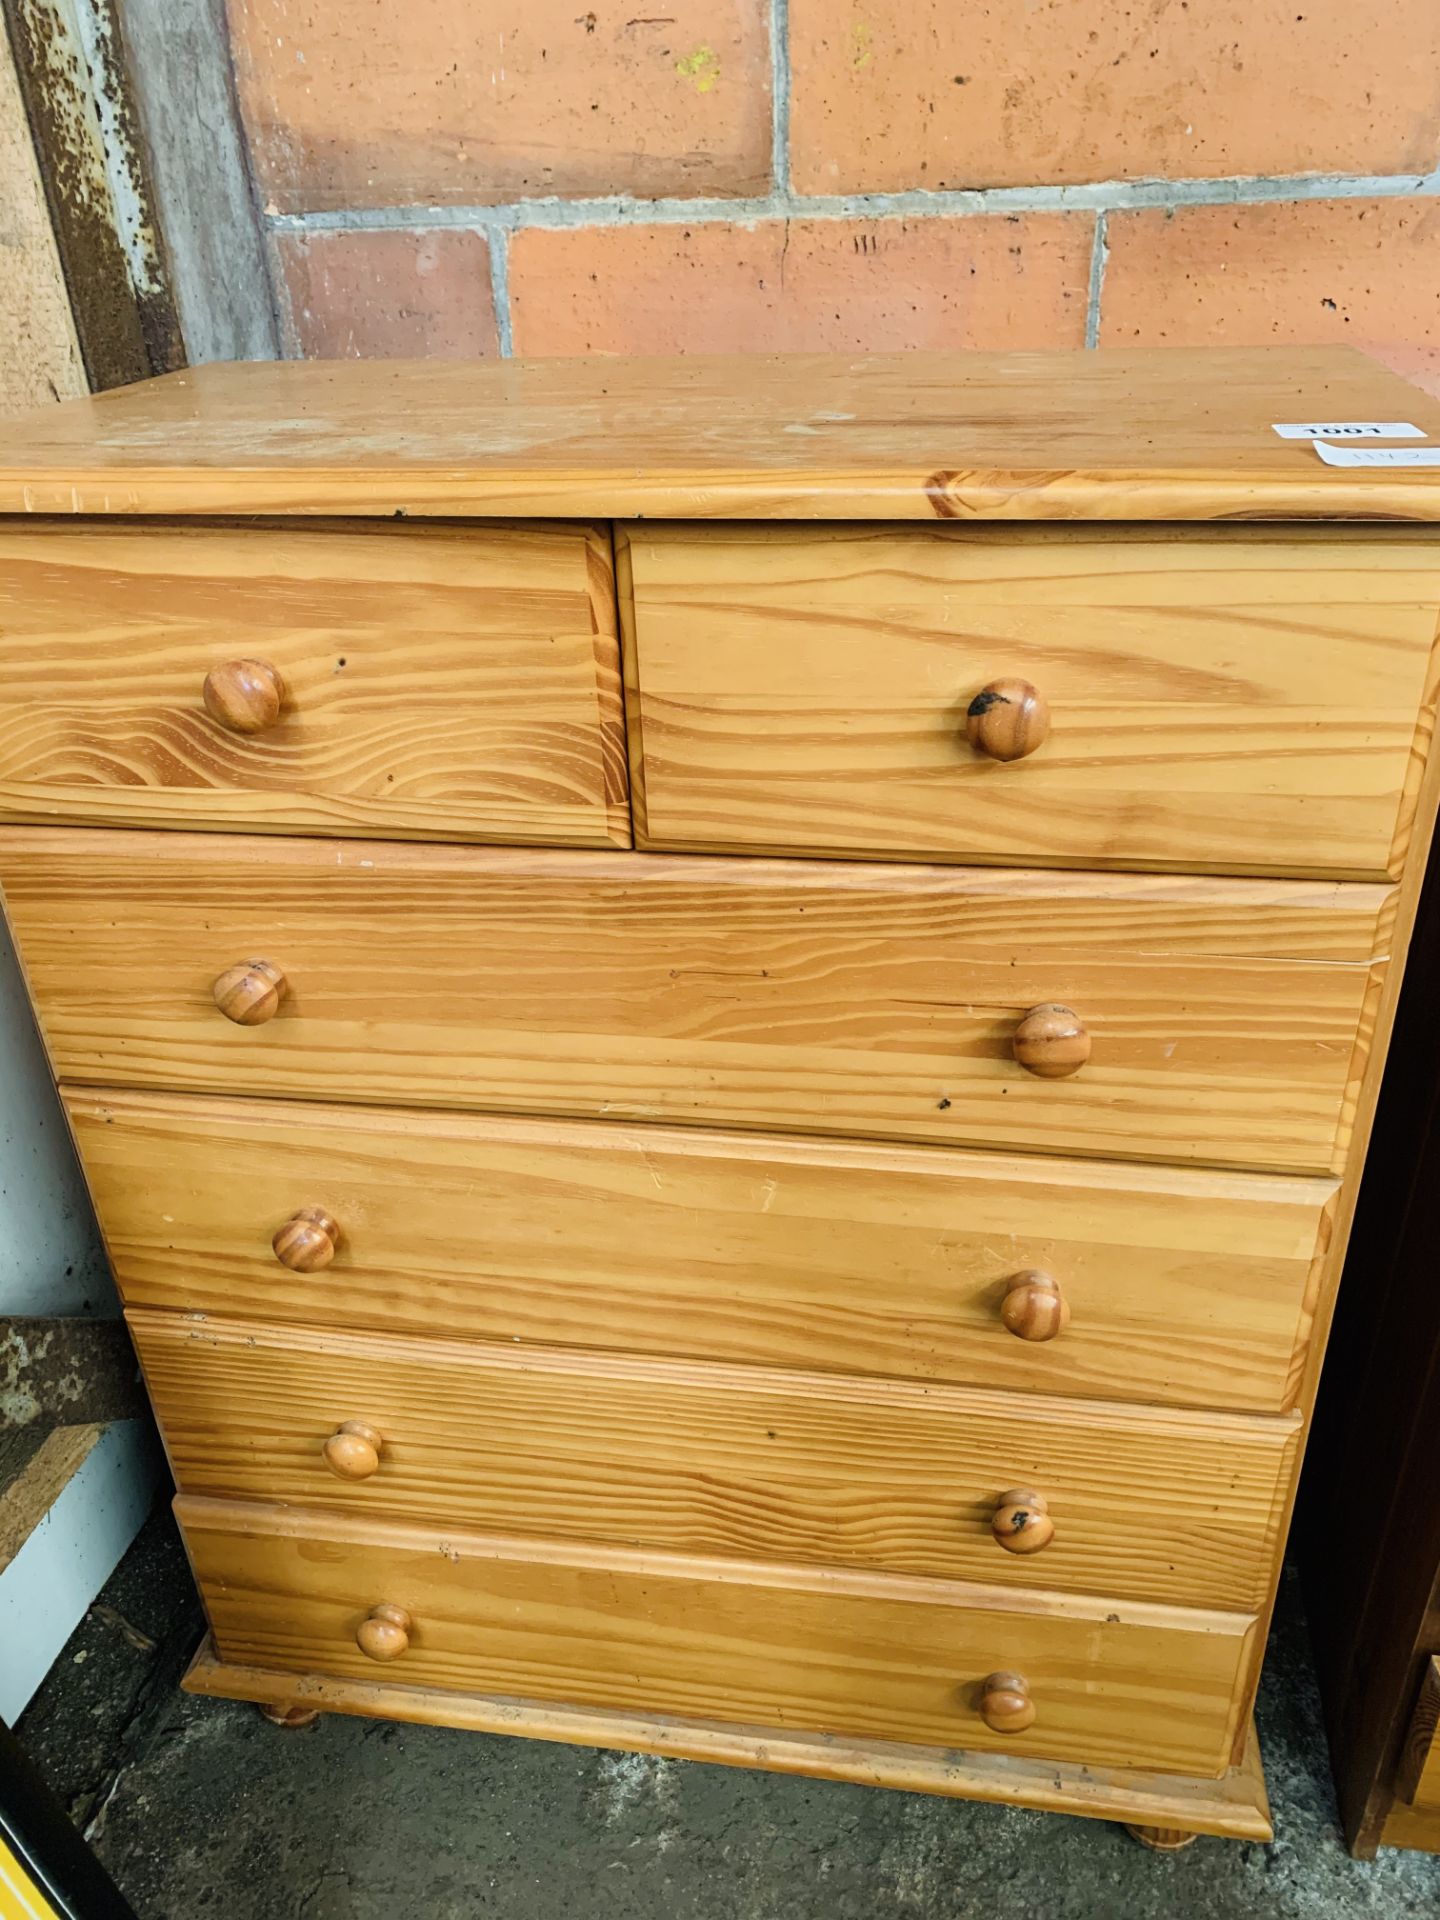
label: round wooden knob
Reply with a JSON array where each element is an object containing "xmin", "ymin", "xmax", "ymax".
[
  {"xmin": 965, "ymin": 679, "xmax": 1049, "ymax": 762},
  {"xmin": 356, "ymin": 1603, "xmax": 411, "ymax": 1662},
  {"xmin": 212, "ymin": 958, "xmax": 286, "ymax": 1026},
  {"xmin": 273, "ymin": 1206, "xmax": 339, "ymax": 1273},
  {"xmin": 1013, "ymin": 1003, "xmax": 1090, "ymax": 1078},
  {"xmin": 1000, "ymin": 1271, "xmax": 1070, "ymax": 1342},
  {"xmin": 323, "ymin": 1420, "xmax": 383, "ymax": 1481},
  {"xmin": 203, "ymin": 658, "xmax": 285, "ymax": 734},
  {"xmin": 992, "ymin": 1487, "xmax": 1055, "ymax": 1555},
  {"xmin": 980, "ymin": 1670, "xmax": 1036, "ymax": 1733}
]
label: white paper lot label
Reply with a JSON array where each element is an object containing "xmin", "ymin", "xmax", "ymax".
[
  {"xmin": 1312, "ymin": 441, "xmax": 1440, "ymax": 468},
  {"xmin": 1272, "ymin": 421, "xmax": 1425, "ymax": 439}
]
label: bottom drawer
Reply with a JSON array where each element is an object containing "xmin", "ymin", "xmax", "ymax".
[{"xmin": 178, "ymin": 1496, "xmax": 1255, "ymax": 1777}]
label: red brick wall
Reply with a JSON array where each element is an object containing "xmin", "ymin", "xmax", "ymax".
[{"xmin": 229, "ymin": 0, "xmax": 1440, "ymax": 373}]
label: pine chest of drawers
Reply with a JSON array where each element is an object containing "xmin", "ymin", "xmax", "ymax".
[{"xmin": 4, "ymin": 345, "xmax": 1440, "ymax": 1847}]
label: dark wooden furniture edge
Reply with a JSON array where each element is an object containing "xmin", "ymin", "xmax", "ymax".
[{"xmin": 1299, "ymin": 828, "xmax": 1440, "ymax": 1855}]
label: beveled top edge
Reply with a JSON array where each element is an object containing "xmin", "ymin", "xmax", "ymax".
[{"xmin": 2, "ymin": 345, "xmax": 1439, "ymax": 521}]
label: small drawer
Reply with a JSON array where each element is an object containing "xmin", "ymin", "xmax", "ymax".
[
  {"xmin": 2, "ymin": 829, "xmax": 1388, "ymax": 1175},
  {"xmin": 73, "ymin": 1088, "xmax": 1334, "ymax": 1414},
  {"xmin": 136, "ymin": 1311, "xmax": 1298, "ymax": 1609},
  {"xmin": 619, "ymin": 524, "xmax": 1440, "ymax": 880},
  {"xmin": 178, "ymin": 1495, "xmax": 1255, "ymax": 1777},
  {"xmin": 0, "ymin": 521, "xmax": 627, "ymax": 847}
]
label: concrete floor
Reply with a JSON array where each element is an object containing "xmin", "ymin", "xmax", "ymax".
[{"xmin": 17, "ymin": 1505, "xmax": 1440, "ymax": 1919}]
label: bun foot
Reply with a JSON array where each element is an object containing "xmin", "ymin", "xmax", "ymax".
[
  {"xmin": 258, "ymin": 1702, "xmax": 320, "ymax": 1730},
  {"xmin": 1123, "ymin": 1823, "xmax": 1198, "ymax": 1852}
]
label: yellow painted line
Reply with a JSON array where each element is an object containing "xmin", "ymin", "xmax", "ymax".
[{"xmin": 0, "ymin": 1835, "xmax": 57, "ymax": 1920}]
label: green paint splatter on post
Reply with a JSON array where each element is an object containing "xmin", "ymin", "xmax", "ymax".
[
  {"xmin": 676, "ymin": 46, "xmax": 720, "ymax": 93},
  {"xmin": 851, "ymin": 22, "xmax": 873, "ymax": 69}
]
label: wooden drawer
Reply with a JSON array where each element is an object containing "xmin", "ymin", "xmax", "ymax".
[
  {"xmin": 619, "ymin": 524, "xmax": 1440, "ymax": 880},
  {"xmin": 0, "ymin": 521, "xmax": 627, "ymax": 847},
  {"xmin": 1, "ymin": 830, "xmax": 1387, "ymax": 1174},
  {"xmin": 136, "ymin": 1311, "xmax": 1297, "ymax": 1609},
  {"xmin": 178, "ymin": 1496, "xmax": 1255, "ymax": 1776},
  {"xmin": 72, "ymin": 1088, "xmax": 1334, "ymax": 1414}
]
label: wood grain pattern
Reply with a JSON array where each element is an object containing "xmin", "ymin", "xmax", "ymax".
[
  {"xmin": 1124, "ymin": 1824, "xmax": 1199, "ymax": 1851},
  {"xmin": 202, "ymin": 657, "xmax": 284, "ymax": 734},
  {"xmin": 131, "ymin": 1311, "xmax": 1299, "ymax": 1608},
  {"xmin": 980, "ymin": 1671, "xmax": 1037, "ymax": 1732},
  {"xmin": 1215, "ymin": 558, "xmax": 1440, "ymax": 1778},
  {"xmin": 176, "ymin": 1496, "xmax": 1257, "ymax": 1777},
  {"xmin": 1012, "ymin": 1003, "xmax": 1091, "ymax": 1078},
  {"xmin": 1396, "ymin": 1659, "xmax": 1440, "ymax": 1810},
  {"xmin": 69, "ymin": 1088, "xmax": 1334, "ymax": 1414},
  {"xmin": 211, "ymin": 957, "xmax": 286, "ymax": 1026},
  {"xmin": 356, "ymin": 1602, "xmax": 412, "ymax": 1662},
  {"xmin": 0, "ymin": 1424, "xmax": 103, "ymax": 1573},
  {"xmin": 1377, "ymin": 1799, "xmax": 1440, "ymax": 1854},
  {"xmin": 0, "ymin": 520, "xmax": 628, "ymax": 846},
  {"xmin": 0, "ymin": 830, "xmax": 1390, "ymax": 1174},
  {"xmin": 991, "ymin": 1491, "xmax": 1055, "ymax": 1557},
  {"xmin": 322, "ymin": 1420, "xmax": 383, "ymax": 1482},
  {"xmin": 1, "ymin": 347, "xmax": 1439, "ymax": 522},
  {"xmin": 965, "ymin": 678, "xmax": 1051, "ymax": 763},
  {"xmin": 1000, "ymin": 1272, "xmax": 1072, "ymax": 1344},
  {"xmin": 183, "ymin": 1636, "xmax": 1273, "ymax": 1839},
  {"xmin": 620, "ymin": 524, "xmax": 1440, "ymax": 881},
  {"xmin": 271, "ymin": 1206, "xmax": 339, "ymax": 1274}
]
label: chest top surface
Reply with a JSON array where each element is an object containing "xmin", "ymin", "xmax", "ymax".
[{"xmin": 1, "ymin": 345, "xmax": 1438, "ymax": 523}]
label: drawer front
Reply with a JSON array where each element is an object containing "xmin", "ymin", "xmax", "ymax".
[
  {"xmin": 2, "ymin": 830, "xmax": 1386, "ymax": 1174},
  {"xmin": 620, "ymin": 524, "xmax": 1440, "ymax": 880},
  {"xmin": 73, "ymin": 1089, "xmax": 1334, "ymax": 1414},
  {"xmin": 178, "ymin": 1496, "xmax": 1253, "ymax": 1776},
  {"xmin": 137, "ymin": 1312, "xmax": 1297, "ymax": 1609},
  {"xmin": 0, "ymin": 522, "xmax": 627, "ymax": 847}
]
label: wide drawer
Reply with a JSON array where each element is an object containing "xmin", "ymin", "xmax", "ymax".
[
  {"xmin": 619, "ymin": 524, "xmax": 1440, "ymax": 880},
  {"xmin": 136, "ymin": 1312, "xmax": 1297, "ymax": 1609},
  {"xmin": 73, "ymin": 1089, "xmax": 1333, "ymax": 1413},
  {"xmin": 1, "ymin": 830, "xmax": 1388, "ymax": 1174},
  {"xmin": 178, "ymin": 1496, "xmax": 1254, "ymax": 1776},
  {"xmin": 0, "ymin": 521, "xmax": 627, "ymax": 847}
]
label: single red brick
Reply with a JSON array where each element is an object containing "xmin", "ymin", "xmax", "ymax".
[
  {"xmin": 274, "ymin": 229, "xmax": 500, "ymax": 359},
  {"xmin": 790, "ymin": 0, "xmax": 1440, "ymax": 192},
  {"xmin": 231, "ymin": 0, "xmax": 771, "ymax": 211},
  {"xmin": 1101, "ymin": 200, "xmax": 1440, "ymax": 349},
  {"xmin": 509, "ymin": 214, "xmax": 1093, "ymax": 356}
]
